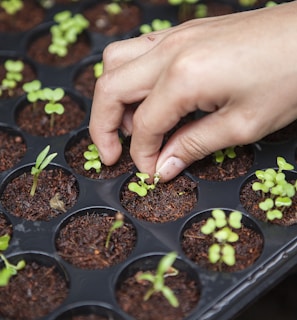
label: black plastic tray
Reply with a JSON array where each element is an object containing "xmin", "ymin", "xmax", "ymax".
[{"xmin": 1, "ymin": 1, "xmax": 297, "ymax": 319}]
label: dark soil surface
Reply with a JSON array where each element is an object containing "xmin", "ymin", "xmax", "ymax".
[
  {"xmin": 0, "ymin": 59, "xmax": 36, "ymax": 99},
  {"xmin": 0, "ymin": 213, "xmax": 12, "ymax": 237},
  {"xmin": 83, "ymin": 1, "xmax": 141, "ymax": 36},
  {"xmin": 0, "ymin": 0, "xmax": 45, "ymax": 33},
  {"xmin": 65, "ymin": 133, "xmax": 135, "ymax": 179},
  {"xmin": 56, "ymin": 211, "xmax": 136, "ymax": 269},
  {"xmin": 240, "ymin": 179, "xmax": 297, "ymax": 226},
  {"xmin": 182, "ymin": 219, "xmax": 263, "ymax": 272},
  {"xmin": 187, "ymin": 145, "xmax": 254, "ymax": 181},
  {"xmin": 116, "ymin": 269, "xmax": 200, "ymax": 320},
  {"xmin": 120, "ymin": 175, "xmax": 198, "ymax": 223},
  {"xmin": 0, "ymin": 129, "xmax": 26, "ymax": 172},
  {"xmin": 0, "ymin": 261, "xmax": 68, "ymax": 320},
  {"xmin": 74, "ymin": 62, "xmax": 98, "ymax": 99},
  {"xmin": 27, "ymin": 33, "xmax": 91, "ymax": 67},
  {"xmin": 16, "ymin": 95, "xmax": 86, "ymax": 137},
  {"xmin": 0, "ymin": 168, "xmax": 78, "ymax": 221}
]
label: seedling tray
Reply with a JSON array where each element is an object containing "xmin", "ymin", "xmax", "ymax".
[{"xmin": 1, "ymin": 1, "xmax": 296, "ymax": 319}]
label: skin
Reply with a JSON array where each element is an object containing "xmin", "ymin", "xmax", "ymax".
[{"xmin": 90, "ymin": 2, "xmax": 297, "ymax": 182}]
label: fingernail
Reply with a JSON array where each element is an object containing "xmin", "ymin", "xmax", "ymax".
[{"xmin": 156, "ymin": 156, "xmax": 187, "ymax": 181}]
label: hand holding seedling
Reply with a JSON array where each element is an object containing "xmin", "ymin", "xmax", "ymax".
[{"xmin": 90, "ymin": 3, "xmax": 297, "ymax": 183}]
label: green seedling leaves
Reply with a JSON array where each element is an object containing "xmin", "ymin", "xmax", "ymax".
[
  {"xmin": 1, "ymin": 0, "xmax": 23, "ymax": 15},
  {"xmin": 83, "ymin": 144, "xmax": 102, "ymax": 173},
  {"xmin": 0, "ymin": 234, "xmax": 10, "ymax": 251},
  {"xmin": 44, "ymin": 102, "xmax": 64, "ymax": 115},
  {"xmin": 228, "ymin": 211, "xmax": 242, "ymax": 229},
  {"xmin": 94, "ymin": 62, "xmax": 103, "ymax": 78},
  {"xmin": 212, "ymin": 209, "xmax": 227, "ymax": 228},
  {"xmin": 140, "ymin": 19, "xmax": 172, "ymax": 34},
  {"xmin": 277, "ymin": 156, "xmax": 294, "ymax": 172},
  {"xmin": 128, "ymin": 172, "xmax": 158, "ymax": 197},
  {"xmin": 267, "ymin": 209, "xmax": 283, "ymax": 221},
  {"xmin": 105, "ymin": 213, "xmax": 124, "ymax": 249}
]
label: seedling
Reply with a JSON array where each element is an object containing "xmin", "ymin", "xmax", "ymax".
[
  {"xmin": 0, "ymin": 0, "xmax": 23, "ymax": 15},
  {"xmin": 22, "ymin": 79, "xmax": 42, "ymax": 109},
  {"xmin": 49, "ymin": 10, "xmax": 89, "ymax": 57},
  {"xmin": 30, "ymin": 145, "xmax": 57, "ymax": 197},
  {"xmin": 168, "ymin": 0, "xmax": 199, "ymax": 21},
  {"xmin": 252, "ymin": 156, "xmax": 297, "ymax": 221},
  {"xmin": 0, "ymin": 59, "xmax": 24, "ymax": 97},
  {"xmin": 201, "ymin": 209, "xmax": 242, "ymax": 269},
  {"xmin": 83, "ymin": 144, "xmax": 102, "ymax": 173},
  {"xmin": 93, "ymin": 61, "xmax": 103, "ymax": 78},
  {"xmin": 213, "ymin": 146, "xmax": 236, "ymax": 165},
  {"xmin": 42, "ymin": 87, "xmax": 65, "ymax": 129},
  {"xmin": 139, "ymin": 19, "xmax": 172, "ymax": 34},
  {"xmin": 0, "ymin": 234, "xmax": 25, "ymax": 286},
  {"xmin": 105, "ymin": 212, "xmax": 124, "ymax": 248},
  {"xmin": 195, "ymin": 3, "xmax": 207, "ymax": 18},
  {"xmin": 238, "ymin": 0, "xmax": 257, "ymax": 6},
  {"xmin": 128, "ymin": 172, "xmax": 160, "ymax": 197},
  {"xmin": 136, "ymin": 252, "xmax": 179, "ymax": 307}
]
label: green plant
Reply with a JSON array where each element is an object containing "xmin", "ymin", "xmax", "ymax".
[
  {"xmin": 22, "ymin": 79, "xmax": 42, "ymax": 109},
  {"xmin": 0, "ymin": 59, "xmax": 24, "ymax": 97},
  {"xmin": 238, "ymin": 0, "xmax": 257, "ymax": 6},
  {"xmin": 194, "ymin": 3, "xmax": 207, "ymax": 18},
  {"xmin": 105, "ymin": 212, "xmax": 124, "ymax": 248},
  {"xmin": 30, "ymin": 145, "xmax": 57, "ymax": 197},
  {"xmin": 252, "ymin": 156, "xmax": 297, "ymax": 221},
  {"xmin": 105, "ymin": 2, "xmax": 122, "ymax": 15},
  {"xmin": 168, "ymin": 0, "xmax": 199, "ymax": 21},
  {"xmin": 83, "ymin": 144, "xmax": 102, "ymax": 173},
  {"xmin": 93, "ymin": 61, "xmax": 103, "ymax": 78},
  {"xmin": 139, "ymin": 19, "xmax": 172, "ymax": 34},
  {"xmin": 136, "ymin": 252, "xmax": 179, "ymax": 307},
  {"xmin": 42, "ymin": 87, "xmax": 65, "ymax": 129},
  {"xmin": 128, "ymin": 172, "xmax": 160, "ymax": 197},
  {"xmin": 213, "ymin": 146, "xmax": 236, "ymax": 164},
  {"xmin": 0, "ymin": 234, "xmax": 25, "ymax": 286},
  {"xmin": 49, "ymin": 10, "xmax": 89, "ymax": 57},
  {"xmin": 0, "ymin": 0, "xmax": 23, "ymax": 15},
  {"xmin": 201, "ymin": 209, "xmax": 242, "ymax": 269}
]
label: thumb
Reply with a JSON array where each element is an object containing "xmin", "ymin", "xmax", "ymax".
[{"xmin": 155, "ymin": 106, "xmax": 262, "ymax": 182}]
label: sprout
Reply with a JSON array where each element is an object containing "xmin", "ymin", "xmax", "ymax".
[
  {"xmin": 30, "ymin": 145, "xmax": 57, "ymax": 197},
  {"xmin": 128, "ymin": 172, "xmax": 159, "ymax": 197},
  {"xmin": 201, "ymin": 209, "xmax": 242, "ymax": 269},
  {"xmin": 0, "ymin": 59, "xmax": 24, "ymax": 97},
  {"xmin": 136, "ymin": 252, "xmax": 179, "ymax": 307},
  {"xmin": 105, "ymin": 212, "xmax": 124, "ymax": 249},
  {"xmin": 105, "ymin": 2, "xmax": 122, "ymax": 15},
  {"xmin": 83, "ymin": 144, "xmax": 102, "ymax": 173},
  {"xmin": 0, "ymin": 0, "xmax": 23, "ymax": 15},
  {"xmin": 213, "ymin": 146, "xmax": 236, "ymax": 165},
  {"xmin": 0, "ymin": 234, "xmax": 26, "ymax": 286},
  {"xmin": 139, "ymin": 19, "xmax": 172, "ymax": 34},
  {"xmin": 22, "ymin": 80, "xmax": 42, "ymax": 109},
  {"xmin": 93, "ymin": 62, "xmax": 103, "ymax": 78},
  {"xmin": 42, "ymin": 88, "xmax": 65, "ymax": 129},
  {"xmin": 252, "ymin": 157, "xmax": 297, "ymax": 222}
]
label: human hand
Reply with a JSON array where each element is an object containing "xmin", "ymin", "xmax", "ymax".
[{"xmin": 89, "ymin": 2, "xmax": 297, "ymax": 182}]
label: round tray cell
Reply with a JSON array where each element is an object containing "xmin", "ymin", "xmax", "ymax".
[
  {"xmin": 115, "ymin": 253, "xmax": 200, "ymax": 320},
  {"xmin": 187, "ymin": 144, "xmax": 255, "ymax": 181},
  {"xmin": 26, "ymin": 23, "xmax": 91, "ymax": 67},
  {"xmin": 82, "ymin": 0, "xmax": 142, "ymax": 37},
  {"xmin": 72, "ymin": 54, "xmax": 103, "ymax": 100},
  {"xmin": 240, "ymin": 169, "xmax": 297, "ymax": 226},
  {"xmin": 55, "ymin": 304, "xmax": 125, "ymax": 320},
  {"xmin": 15, "ymin": 89, "xmax": 87, "ymax": 137},
  {"xmin": 0, "ymin": 253, "xmax": 69, "ymax": 320},
  {"xmin": 65, "ymin": 128, "xmax": 135, "ymax": 180},
  {"xmin": 0, "ymin": 126, "xmax": 26, "ymax": 173},
  {"xmin": 0, "ymin": 211, "xmax": 13, "ymax": 238},
  {"xmin": 55, "ymin": 208, "xmax": 137, "ymax": 270},
  {"xmin": 0, "ymin": 55, "xmax": 37, "ymax": 100},
  {"xmin": 0, "ymin": 164, "xmax": 79, "ymax": 222},
  {"xmin": 0, "ymin": 0, "xmax": 45, "ymax": 33},
  {"xmin": 180, "ymin": 209, "xmax": 263, "ymax": 272},
  {"xmin": 120, "ymin": 173, "xmax": 198, "ymax": 223}
]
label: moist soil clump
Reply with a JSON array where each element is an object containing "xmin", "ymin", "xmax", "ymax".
[
  {"xmin": 65, "ymin": 134, "xmax": 134, "ymax": 179},
  {"xmin": 83, "ymin": 2, "xmax": 141, "ymax": 36},
  {"xmin": 0, "ymin": 261, "xmax": 68, "ymax": 320},
  {"xmin": 0, "ymin": 0, "xmax": 45, "ymax": 33},
  {"xmin": 1, "ymin": 168, "xmax": 78, "ymax": 221},
  {"xmin": 182, "ymin": 220, "xmax": 263, "ymax": 272},
  {"xmin": 120, "ymin": 175, "xmax": 197, "ymax": 223},
  {"xmin": 27, "ymin": 33, "xmax": 91, "ymax": 67},
  {"xmin": 240, "ymin": 179, "xmax": 297, "ymax": 226},
  {"xmin": 0, "ymin": 59, "xmax": 36, "ymax": 99},
  {"xmin": 116, "ymin": 269, "xmax": 199, "ymax": 320},
  {"xmin": 16, "ymin": 95, "xmax": 86, "ymax": 137},
  {"xmin": 188, "ymin": 145, "xmax": 254, "ymax": 181},
  {"xmin": 0, "ymin": 130, "xmax": 26, "ymax": 172},
  {"xmin": 56, "ymin": 212, "xmax": 136, "ymax": 269}
]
